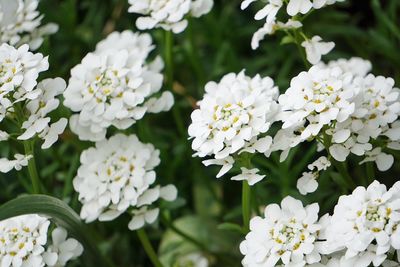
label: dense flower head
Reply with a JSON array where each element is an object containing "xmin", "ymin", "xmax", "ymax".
[
  {"xmin": 128, "ymin": 0, "xmax": 213, "ymax": 33},
  {"xmin": 0, "ymin": 215, "xmax": 82, "ymax": 267},
  {"xmin": 64, "ymin": 30, "xmax": 173, "ymax": 141},
  {"xmin": 0, "ymin": 44, "xmax": 67, "ymax": 173},
  {"xmin": 73, "ymin": 134, "xmax": 177, "ymax": 229},
  {"xmin": 0, "ymin": 0, "xmax": 58, "ymax": 50},
  {"xmin": 322, "ymin": 180, "xmax": 400, "ymax": 266},
  {"xmin": 188, "ymin": 71, "xmax": 279, "ymax": 182},
  {"xmin": 240, "ymin": 196, "xmax": 323, "ymax": 267}
]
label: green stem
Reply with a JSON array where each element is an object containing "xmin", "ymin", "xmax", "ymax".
[
  {"xmin": 242, "ymin": 181, "xmax": 251, "ymax": 232},
  {"xmin": 137, "ymin": 229, "xmax": 164, "ymax": 267},
  {"xmin": 186, "ymin": 19, "xmax": 206, "ymax": 89},
  {"xmin": 23, "ymin": 140, "xmax": 41, "ymax": 194},
  {"xmin": 164, "ymin": 30, "xmax": 186, "ymax": 137},
  {"xmin": 293, "ymin": 30, "xmax": 311, "ymax": 69}
]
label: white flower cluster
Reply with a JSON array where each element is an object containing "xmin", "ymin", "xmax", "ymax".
[
  {"xmin": 321, "ymin": 180, "xmax": 400, "ymax": 266},
  {"xmin": 73, "ymin": 134, "xmax": 177, "ymax": 230},
  {"xmin": 0, "ymin": 0, "xmax": 58, "ymax": 50},
  {"xmin": 240, "ymin": 196, "xmax": 324, "ymax": 267},
  {"xmin": 64, "ymin": 30, "xmax": 174, "ymax": 141},
  {"xmin": 128, "ymin": 0, "xmax": 213, "ymax": 33},
  {"xmin": 241, "ymin": 0, "xmax": 340, "ymax": 64},
  {"xmin": 0, "ymin": 44, "xmax": 67, "ymax": 173},
  {"xmin": 277, "ymin": 58, "xmax": 400, "ymax": 173},
  {"xmin": 188, "ymin": 71, "xmax": 280, "ymax": 184},
  {"xmin": 240, "ymin": 180, "xmax": 400, "ymax": 267},
  {"xmin": 0, "ymin": 214, "xmax": 83, "ymax": 267}
]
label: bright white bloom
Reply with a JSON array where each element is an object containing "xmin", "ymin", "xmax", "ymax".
[
  {"xmin": 42, "ymin": 227, "xmax": 83, "ymax": 267},
  {"xmin": 320, "ymin": 57, "xmax": 372, "ymax": 78},
  {"xmin": 240, "ymin": 196, "xmax": 323, "ymax": 267},
  {"xmin": 18, "ymin": 78, "xmax": 68, "ymax": 149},
  {"xmin": 64, "ymin": 31, "xmax": 173, "ymax": 141},
  {"xmin": 174, "ymin": 252, "xmax": 209, "ymax": 267},
  {"xmin": 323, "ymin": 180, "xmax": 400, "ymax": 266},
  {"xmin": 231, "ymin": 167, "xmax": 265, "ymax": 185},
  {"xmin": 188, "ymin": 71, "xmax": 279, "ymax": 180},
  {"xmin": 0, "ymin": 0, "xmax": 58, "ymax": 50},
  {"xmin": 301, "ymin": 36, "xmax": 335, "ymax": 65},
  {"xmin": 287, "ymin": 0, "xmax": 313, "ymax": 16},
  {"xmin": 73, "ymin": 134, "xmax": 177, "ymax": 229},
  {"xmin": 0, "ymin": 154, "xmax": 32, "ymax": 173},
  {"xmin": 128, "ymin": 0, "xmax": 213, "ymax": 33},
  {"xmin": 279, "ymin": 65, "xmax": 356, "ymax": 141},
  {"xmin": 0, "ymin": 214, "xmax": 49, "ymax": 267},
  {"xmin": 297, "ymin": 156, "xmax": 331, "ymax": 195}
]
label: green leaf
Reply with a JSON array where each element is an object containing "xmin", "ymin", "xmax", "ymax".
[
  {"xmin": 281, "ymin": 35, "xmax": 295, "ymax": 45},
  {"xmin": 0, "ymin": 194, "xmax": 114, "ymax": 267},
  {"xmin": 217, "ymin": 223, "xmax": 245, "ymax": 234}
]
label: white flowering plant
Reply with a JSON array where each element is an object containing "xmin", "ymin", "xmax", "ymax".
[{"xmin": 0, "ymin": 0, "xmax": 399, "ymax": 267}]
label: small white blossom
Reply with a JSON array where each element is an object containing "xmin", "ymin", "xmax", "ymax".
[
  {"xmin": 73, "ymin": 134, "xmax": 177, "ymax": 229},
  {"xmin": 231, "ymin": 167, "xmax": 265, "ymax": 185},
  {"xmin": 287, "ymin": 0, "xmax": 313, "ymax": 16},
  {"xmin": 0, "ymin": 0, "xmax": 58, "ymax": 50},
  {"xmin": 319, "ymin": 57, "xmax": 372, "ymax": 78},
  {"xmin": 301, "ymin": 36, "xmax": 335, "ymax": 65},
  {"xmin": 128, "ymin": 0, "xmax": 213, "ymax": 33},
  {"xmin": 64, "ymin": 31, "xmax": 173, "ymax": 141},
  {"xmin": 42, "ymin": 227, "xmax": 83, "ymax": 267},
  {"xmin": 0, "ymin": 154, "xmax": 32, "ymax": 173},
  {"xmin": 240, "ymin": 196, "xmax": 323, "ymax": 267},
  {"xmin": 297, "ymin": 156, "xmax": 331, "ymax": 195},
  {"xmin": 322, "ymin": 180, "xmax": 400, "ymax": 266}
]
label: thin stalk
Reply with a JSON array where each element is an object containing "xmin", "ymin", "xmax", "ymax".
[
  {"xmin": 164, "ymin": 30, "xmax": 186, "ymax": 137},
  {"xmin": 23, "ymin": 140, "xmax": 41, "ymax": 194},
  {"xmin": 293, "ymin": 30, "xmax": 311, "ymax": 69},
  {"xmin": 137, "ymin": 229, "xmax": 164, "ymax": 267},
  {"xmin": 242, "ymin": 181, "xmax": 251, "ymax": 232}
]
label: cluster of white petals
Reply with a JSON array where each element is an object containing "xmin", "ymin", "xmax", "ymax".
[
  {"xmin": 73, "ymin": 134, "xmax": 177, "ymax": 230},
  {"xmin": 128, "ymin": 0, "xmax": 213, "ymax": 33},
  {"xmin": 241, "ymin": 0, "xmax": 341, "ymax": 62},
  {"xmin": 276, "ymin": 58, "xmax": 400, "ymax": 172},
  {"xmin": 0, "ymin": 44, "xmax": 67, "ymax": 173},
  {"xmin": 188, "ymin": 71, "xmax": 279, "ymax": 183},
  {"xmin": 321, "ymin": 180, "xmax": 400, "ymax": 267},
  {"xmin": 0, "ymin": 215, "xmax": 82, "ymax": 267},
  {"xmin": 297, "ymin": 156, "xmax": 331, "ymax": 195},
  {"xmin": 0, "ymin": 0, "xmax": 58, "ymax": 50},
  {"xmin": 64, "ymin": 30, "xmax": 173, "ymax": 141},
  {"xmin": 240, "ymin": 196, "xmax": 323, "ymax": 267}
]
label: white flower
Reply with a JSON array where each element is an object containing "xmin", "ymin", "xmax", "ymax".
[
  {"xmin": 0, "ymin": 130, "xmax": 9, "ymax": 141},
  {"xmin": 320, "ymin": 57, "xmax": 372, "ymax": 78},
  {"xmin": 240, "ymin": 196, "xmax": 323, "ymax": 267},
  {"xmin": 301, "ymin": 36, "xmax": 335, "ymax": 65},
  {"xmin": 359, "ymin": 147, "xmax": 394, "ymax": 172},
  {"xmin": 174, "ymin": 252, "xmax": 209, "ymax": 267},
  {"xmin": 42, "ymin": 227, "xmax": 83, "ymax": 267},
  {"xmin": 64, "ymin": 31, "xmax": 172, "ymax": 141},
  {"xmin": 0, "ymin": 43, "xmax": 48, "ymax": 113},
  {"xmin": 279, "ymin": 65, "xmax": 356, "ymax": 141},
  {"xmin": 297, "ymin": 156, "xmax": 331, "ymax": 195},
  {"xmin": 0, "ymin": 214, "xmax": 49, "ymax": 267},
  {"xmin": 231, "ymin": 167, "xmax": 265, "ymax": 185},
  {"xmin": 128, "ymin": 0, "xmax": 213, "ymax": 33},
  {"xmin": 0, "ymin": 0, "xmax": 58, "ymax": 50},
  {"xmin": 73, "ymin": 134, "xmax": 177, "ymax": 229},
  {"xmin": 287, "ymin": 0, "xmax": 313, "ymax": 16},
  {"xmin": 188, "ymin": 71, "xmax": 279, "ymax": 180},
  {"xmin": 0, "ymin": 154, "xmax": 32, "ymax": 173},
  {"xmin": 241, "ymin": 0, "xmax": 282, "ymax": 23},
  {"xmin": 18, "ymin": 78, "xmax": 67, "ymax": 148},
  {"xmin": 322, "ymin": 180, "xmax": 400, "ymax": 266},
  {"xmin": 202, "ymin": 156, "xmax": 234, "ymax": 178}
]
